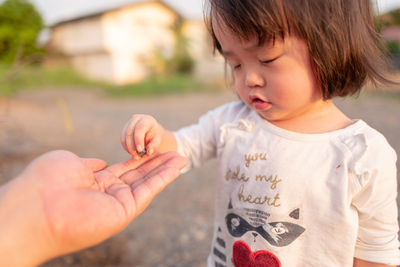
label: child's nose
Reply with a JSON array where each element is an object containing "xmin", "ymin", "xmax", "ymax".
[{"xmin": 245, "ymin": 71, "xmax": 265, "ymax": 88}]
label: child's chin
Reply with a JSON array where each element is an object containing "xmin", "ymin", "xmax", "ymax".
[{"xmin": 256, "ymin": 112, "xmax": 273, "ymax": 121}]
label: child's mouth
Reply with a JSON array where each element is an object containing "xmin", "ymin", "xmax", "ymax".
[{"xmin": 251, "ymin": 97, "xmax": 271, "ymax": 110}]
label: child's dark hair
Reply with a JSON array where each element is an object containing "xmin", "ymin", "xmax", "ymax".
[{"xmin": 205, "ymin": 0, "xmax": 394, "ymax": 99}]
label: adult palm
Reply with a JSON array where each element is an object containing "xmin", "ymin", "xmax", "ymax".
[{"xmin": 0, "ymin": 150, "xmax": 187, "ymax": 265}]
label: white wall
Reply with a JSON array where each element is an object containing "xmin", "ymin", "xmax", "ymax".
[
  {"xmin": 51, "ymin": 17, "xmax": 105, "ymax": 55},
  {"xmin": 103, "ymin": 2, "xmax": 178, "ymax": 84},
  {"xmin": 71, "ymin": 53, "xmax": 115, "ymax": 83},
  {"xmin": 182, "ymin": 19, "xmax": 224, "ymax": 83}
]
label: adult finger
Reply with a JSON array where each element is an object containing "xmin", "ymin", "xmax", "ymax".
[
  {"xmin": 105, "ymin": 157, "xmax": 147, "ymax": 178},
  {"xmin": 81, "ymin": 158, "xmax": 107, "ymax": 172},
  {"xmin": 120, "ymin": 152, "xmax": 187, "ymax": 185},
  {"xmin": 127, "ymin": 155, "xmax": 187, "ymax": 215}
]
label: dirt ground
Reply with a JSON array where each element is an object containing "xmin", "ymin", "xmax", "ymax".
[{"xmin": 0, "ymin": 88, "xmax": 399, "ymax": 267}]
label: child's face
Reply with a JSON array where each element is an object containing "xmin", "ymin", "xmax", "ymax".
[{"xmin": 213, "ymin": 21, "xmax": 324, "ymax": 124}]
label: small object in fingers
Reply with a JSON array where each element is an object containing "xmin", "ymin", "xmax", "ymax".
[{"xmin": 138, "ymin": 148, "xmax": 147, "ymax": 157}]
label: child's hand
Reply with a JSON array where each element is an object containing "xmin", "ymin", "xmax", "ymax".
[{"xmin": 121, "ymin": 114, "xmax": 164, "ymax": 158}]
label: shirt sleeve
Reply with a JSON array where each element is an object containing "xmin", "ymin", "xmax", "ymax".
[
  {"xmin": 351, "ymin": 135, "xmax": 400, "ymax": 265},
  {"xmin": 173, "ymin": 106, "xmax": 223, "ymax": 172},
  {"xmin": 173, "ymin": 101, "xmax": 246, "ymax": 173}
]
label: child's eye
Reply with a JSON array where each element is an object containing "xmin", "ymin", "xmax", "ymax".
[
  {"xmin": 233, "ymin": 64, "xmax": 241, "ymax": 70},
  {"xmin": 260, "ymin": 56, "xmax": 279, "ymax": 65}
]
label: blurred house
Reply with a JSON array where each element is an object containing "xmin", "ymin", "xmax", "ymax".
[
  {"xmin": 182, "ymin": 18, "xmax": 225, "ymax": 83},
  {"xmin": 47, "ymin": 0, "xmax": 223, "ymax": 85}
]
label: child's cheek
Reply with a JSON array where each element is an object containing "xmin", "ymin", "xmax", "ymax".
[{"xmin": 234, "ymin": 78, "xmax": 247, "ymax": 98}]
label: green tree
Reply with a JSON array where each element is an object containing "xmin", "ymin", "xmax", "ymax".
[
  {"xmin": 149, "ymin": 18, "xmax": 194, "ymax": 77},
  {"xmin": 387, "ymin": 8, "xmax": 400, "ymax": 25},
  {"xmin": 376, "ymin": 8, "xmax": 400, "ymax": 28},
  {"xmin": 0, "ymin": 0, "xmax": 44, "ymax": 64},
  {"xmin": 169, "ymin": 18, "xmax": 194, "ymax": 74}
]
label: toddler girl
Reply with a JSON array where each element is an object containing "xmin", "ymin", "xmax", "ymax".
[{"xmin": 121, "ymin": 0, "xmax": 400, "ymax": 266}]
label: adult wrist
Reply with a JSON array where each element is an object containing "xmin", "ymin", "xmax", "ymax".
[{"xmin": 0, "ymin": 175, "xmax": 57, "ymax": 266}]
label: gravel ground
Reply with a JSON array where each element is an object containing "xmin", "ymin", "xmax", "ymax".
[{"xmin": 0, "ymin": 88, "xmax": 399, "ymax": 266}]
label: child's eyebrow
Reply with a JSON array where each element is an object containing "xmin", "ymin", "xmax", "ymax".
[
  {"xmin": 221, "ymin": 50, "xmax": 234, "ymax": 58},
  {"xmin": 221, "ymin": 43, "xmax": 259, "ymax": 57},
  {"xmin": 222, "ymin": 45, "xmax": 280, "ymax": 59},
  {"xmin": 244, "ymin": 42, "xmax": 262, "ymax": 51},
  {"xmin": 221, "ymin": 38, "xmax": 280, "ymax": 58}
]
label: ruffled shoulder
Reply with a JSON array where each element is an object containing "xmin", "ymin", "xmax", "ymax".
[
  {"xmin": 338, "ymin": 123, "xmax": 397, "ymax": 192},
  {"xmin": 220, "ymin": 118, "xmax": 255, "ymax": 146},
  {"xmin": 212, "ymin": 102, "xmax": 255, "ymax": 146}
]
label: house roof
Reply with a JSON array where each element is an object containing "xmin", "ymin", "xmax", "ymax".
[{"xmin": 51, "ymin": 0, "xmax": 182, "ymax": 27}]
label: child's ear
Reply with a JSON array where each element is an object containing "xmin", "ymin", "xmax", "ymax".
[{"xmin": 289, "ymin": 208, "xmax": 300, "ymax": 220}]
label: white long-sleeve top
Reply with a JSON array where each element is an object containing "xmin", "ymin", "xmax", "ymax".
[{"xmin": 174, "ymin": 101, "xmax": 400, "ymax": 267}]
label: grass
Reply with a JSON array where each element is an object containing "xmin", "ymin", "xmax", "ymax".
[
  {"xmin": 0, "ymin": 64, "xmax": 101, "ymax": 96},
  {"xmin": 107, "ymin": 74, "xmax": 212, "ymax": 97},
  {"xmin": 0, "ymin": 64, "xmax": 216, "ymax": 97},
  {"xmin": 4, "ymin": 64, "xmax": 397, "ymax": 100}
]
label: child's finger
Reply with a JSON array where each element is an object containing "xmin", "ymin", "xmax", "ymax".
[
  {"xmin": 125, "ymin": 126, "xmax": 137, "ymax": 157},
  {"xmin": 145, "ymin": 133, "xmax": 161, "ymax": 156},
  {"xmin": 120, "ymin": 123, "xmax": 130, "ymax": 153},
  {"xmin": 133, "ymin": 118, "xmax": 153, "ymax": 154},
  {"xmin": 124, "ymin": 117, "xmax": 141, "ymax": 156}
]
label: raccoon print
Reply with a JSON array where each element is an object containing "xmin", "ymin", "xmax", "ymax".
[
  {"xmin": 226, "ymin": 211, "xmax": 305, "ymax": 247},
  {"xmin": 213, "ymin": 205, "xmax": 305, "ymax": 266}
]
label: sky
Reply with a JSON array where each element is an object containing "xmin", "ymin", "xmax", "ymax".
[
  {"xmin": 29, "ymin": 0, "xmax": 206, "ymax": 25},
  {"xmin": 2, "ymin": 0, "xmax": 400, "ymax": 26}
]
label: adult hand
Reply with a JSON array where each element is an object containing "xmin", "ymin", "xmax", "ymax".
[{"xmin": 0, "ymin": 150, "xmax": 187, "ymax": 266}]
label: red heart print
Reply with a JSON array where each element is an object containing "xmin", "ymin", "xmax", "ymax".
[{"xmin": 233, "ymin": 241, "xmax": 281, "ymax": 267}]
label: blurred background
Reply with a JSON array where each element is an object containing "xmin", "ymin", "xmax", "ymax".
[{"xmin": 0, "ymin": 0, "xmax": 399, "ymax": 266}]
